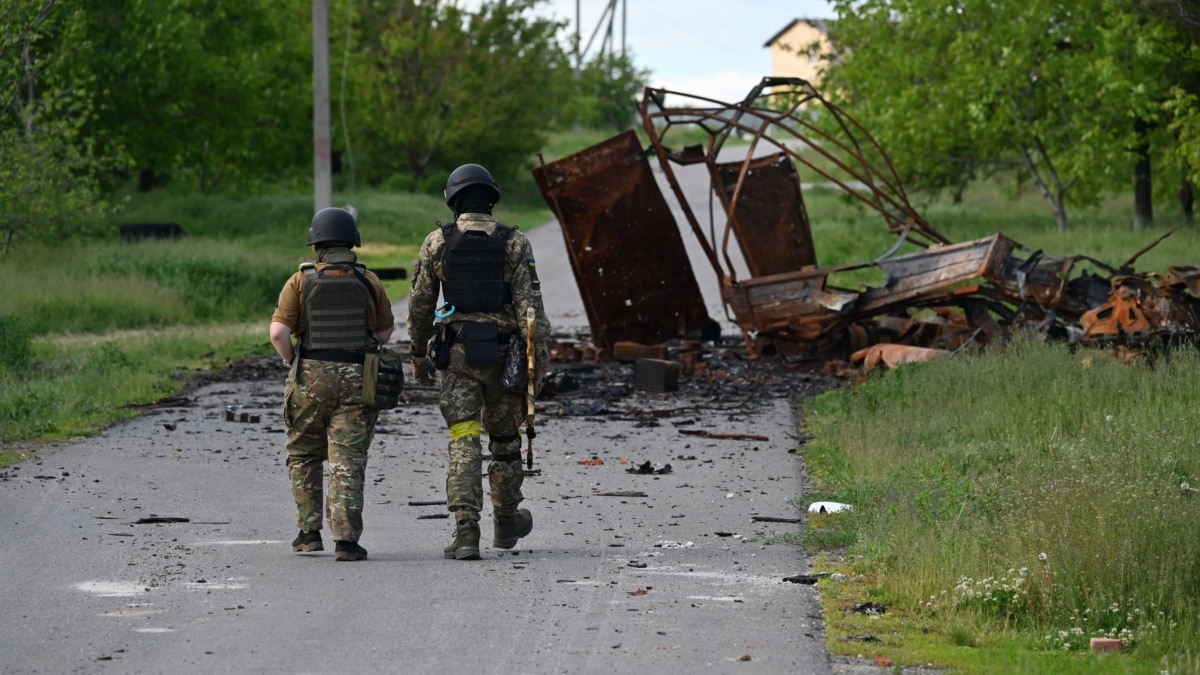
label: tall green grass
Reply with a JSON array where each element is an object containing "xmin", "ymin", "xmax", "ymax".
[
  {"xmin": 0, "ymin": 323, "xmax": 265, "ymax": 443},
  {"xmin": 0, "ymin": 240, "xmax": 291, "ymax": 334},
  {"xmin": 0, "ymin": 186, "xmax": 557, "ymax": 444},
  {"xmin": 803, "ymin": 336, "xmax": 1200, "ymax": 666}
]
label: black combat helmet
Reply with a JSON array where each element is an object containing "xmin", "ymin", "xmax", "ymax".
[
  {"xmin": 306, "ymin": 207, "xmax": 361, "ymax": 247},
  {"xmin": 444, "ymin": 164, "xmax": 500, "ymax": 207}
]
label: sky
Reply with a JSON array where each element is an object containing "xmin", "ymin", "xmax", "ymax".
[
  {"xmin": 456, "ymin": 1, "xmax": 837, "ymax": 103},
  {"xmin": 537, "ymin": 0, "xmax": 836, "ymax": 103}
]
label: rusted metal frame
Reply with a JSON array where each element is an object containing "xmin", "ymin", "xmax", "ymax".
[
  {"xmin": 720, "ymin": 270, "xmax": 833, "ymax": 339},
  {"xmin": 1165, "ymin": 266, "xmax": 1200, "ymax": 296},
  {"xmin": 855, "ymin": 286, "xmax": 1007, "ymax": 335},
  {"xmin": 1120, "ymin": 227, "xmax": 1176, "ymax": 272},
  {"xmin": 709, "ymin": 78, "xmax": 821, "ymax": 159},
  {"xmin": 776, "ymin": 112, "xmax": 943, "ymax": 247},
  {"xmin": 641, "ymin": 90, "xmax": 947, "ymax": 251},
  {"xmin": 711, "ymin": 114, "xmax": 782, "ymax": 282},
  {"xmin": 712, "ymin": 150, "xmax": 818, "ymax": 277},
  {"xmin": 643, "ymin": 103, "xmax": 927, "ymax": 281},
  {"xmin": 654, "ymin": 103, "xmax": 918, "ymax": 241},
  {"xmin": 731, "ymin": 79, "xmax": 946, "ymax": 247},
  {"xmin": 806, "ymin": 93, "xmax": 944, "ymax": 244},
  {"xmin": 639, "ymin": 88, "xmax": 725, "ymax": 284},
  {"xmin": 723, "ymin": 235, "xmax": 1021, "ymax": 346}
]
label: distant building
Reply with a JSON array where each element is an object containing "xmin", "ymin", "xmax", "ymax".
[{"xmin": 763, "ymin": 19, "xmax": 833, "ymax": 86}]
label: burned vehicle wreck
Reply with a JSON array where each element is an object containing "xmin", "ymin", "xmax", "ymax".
[{"xmin": 532, "ymin": 77, "xmax": 1199, "ymax": 365}]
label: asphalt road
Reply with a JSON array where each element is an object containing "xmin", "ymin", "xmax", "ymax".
[{"xmin": 0, "ymin": 147, "xmax": 866, "ymax": 675}]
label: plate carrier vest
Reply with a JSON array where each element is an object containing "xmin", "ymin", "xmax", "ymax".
[
  {"xmin": 441, "ymin": 222, "xmax": 514, "ymax": 313},
  {"xmin": 300, "ymin": 262, "xmax": 375, "ymax": 350}
]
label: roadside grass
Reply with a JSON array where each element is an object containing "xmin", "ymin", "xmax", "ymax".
[
  {"xmin": 800, "ymin": 336, "xmax": 1200, "ymax": 672},
  {"xmin": 0, "ymin": 323, "xmax": 265, "ymax": 444},
  {"xmin": 0, "ymin": 185, "xmax": 555, "ymax": 446}
]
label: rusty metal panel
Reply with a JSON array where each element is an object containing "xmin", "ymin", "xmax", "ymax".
[
  {"xmin": 722, "ymin": 236, "xmax": 1012, "ymax": 343},
  {"xmin": 713, "ymin": 153, "xmax": 817, "ymax": 276},
  {"xmin": 1164, "ymin": 266, "xmax": 1200, "ymax": 296},
  {"xmin": 721, "ymin": 269, "xmax": 857, "ymax": 341},
  {"xmin": 532, "ymin": 130, "xmax": 715, "ymax": 351},
  {"xmin": 857, "ymin": 235, "xmax": 1012, "ymax": 314}
]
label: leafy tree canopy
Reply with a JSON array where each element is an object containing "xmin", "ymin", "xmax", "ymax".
[
  {"xmin": 54, "ymin": 0, "xmax": 313, "ymax": 192},
  {"xmin": 0, "ymin": 0, "xmax": 109, "ymax": 251},
  {"xmin": 824, "ymin": 0, "xmax": 1196, "ymax": 230},
  {"xmin": 345, "ymin": 0, "xmax": 578, "ymax": 193}
]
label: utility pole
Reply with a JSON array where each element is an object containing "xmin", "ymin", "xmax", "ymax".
[
  {"xmin": 574, "ymin": 0, "xmax": 626, "ymax": 77},
  {"xmin": 312, "ymin": 0, "xmax": 332, "ymax": 213}
]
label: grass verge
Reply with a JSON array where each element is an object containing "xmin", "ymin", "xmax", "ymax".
[
  {"xmin": 0, "ymin": 323, "xmax": 265, "ymax": 444},
  {"xmin": 800, "ymin": 336, "xmax": 1200, "ymax": 673}
]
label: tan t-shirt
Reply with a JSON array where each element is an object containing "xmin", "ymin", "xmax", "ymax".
[{"xmin": 271, "ymin": 262, "xmax": 394, "ymax": 343}]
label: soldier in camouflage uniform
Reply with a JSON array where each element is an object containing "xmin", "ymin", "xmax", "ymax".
[
  {"xmin": 408, "ymin": 164, "xmax": 551, "ymax": 561},
  {"xmin": 269, "ymin": 207, "xmax": 395, "ymax": 562}
]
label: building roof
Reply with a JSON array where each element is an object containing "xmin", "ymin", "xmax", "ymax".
[{"xmin": 763, "ymin": 18, "xmax": 833, "ymax": 48}]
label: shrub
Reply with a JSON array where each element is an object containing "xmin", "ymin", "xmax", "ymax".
[{"xmin": 0, "ymin": 314, "xmax": 33, "ymax": 372}]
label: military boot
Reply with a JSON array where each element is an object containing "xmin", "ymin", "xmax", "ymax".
[
  {"xmin": 292, "ymin": 529, "xmax": 323, "ymax": 553},
  {"xmin": 493, "ymin": 508, "xmax": 533, "ymax": 549},
  {"xmin": 334, "ymin": 540, "xmax": 368, "ymax": 562},
  {"xmin": 443, "ymin": 520, "xmax": 481, "ymax": 560}
]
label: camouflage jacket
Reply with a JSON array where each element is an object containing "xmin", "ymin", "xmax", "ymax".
[{"xmin": 407, "ymin": 213, "xmax": 552, "ymax": 355}]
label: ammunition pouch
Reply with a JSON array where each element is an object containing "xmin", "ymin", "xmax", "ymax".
[
  {"xmin": 363, "ymin": 348, "xmax": 405, "ymax": 409},
  {"xmin": 459, "ymin": 321, "xmax": 499, "ymax": 368},
  {"xmin": 501, "ymin": 334, "xmax": 527, "ymax": 393}
]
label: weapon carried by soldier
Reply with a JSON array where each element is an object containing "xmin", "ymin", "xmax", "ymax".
[{"xmin": 525, "ymin": 306, "xmax": 536, "ymax": 469}]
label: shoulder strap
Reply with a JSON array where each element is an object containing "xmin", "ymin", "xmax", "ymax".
[{"xmin": 348, "ymin": 264, "xmax": 378, "ymax": 306}]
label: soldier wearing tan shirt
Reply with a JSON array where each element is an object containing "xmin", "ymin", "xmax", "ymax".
[{"xmin": 269, "ymin": 207, "xmax": 394, "ymax": 562}]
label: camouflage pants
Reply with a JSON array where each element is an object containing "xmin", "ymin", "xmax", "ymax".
[
  {"xmin": 284, "ymin": 359, "xmax": 378, "ymax": 542},
  {"xmin": 438, "ymin": 341, "xmax": 525, "ymax": 524}
]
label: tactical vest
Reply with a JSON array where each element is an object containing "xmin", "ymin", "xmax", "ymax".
[
  {"xmin": 441, "ymin": 222, "xmax": 514, "ymax": 312},
  {"xmin": 300, "ymin": 263, "xmax": 375, "ymax": 350}
]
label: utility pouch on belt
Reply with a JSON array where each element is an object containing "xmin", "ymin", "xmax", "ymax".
[
  {"xmin": 363, "ymin": 348, "xmax": 405, "ymax": 409},
  {"xmin": 501, "ymin": 334, "xmax": 527, "ymax": 393},
  {"xmin": 459, "ymin": 321, "xmax": 499, "ymax": 368},
  {"xmin": 430, "ymin": 323, "xmax": 453, "ymax": 371}
]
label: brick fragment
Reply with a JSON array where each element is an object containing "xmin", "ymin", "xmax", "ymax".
[
  {"xmin": 1090, "ymin": 638, "xmax": 1123, "ymax": 653},
  {"xmin": 634, "ymin": 358, "xmax": 681, "ymax": 392}
]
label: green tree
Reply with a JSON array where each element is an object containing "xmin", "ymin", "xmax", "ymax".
[
  {"xmin": 562, "ymin": 52, "xmax": 650, "ymax": 131},
  {"xmin": 1154, "ymin": 1, "xmax": 1200, "ymax": 219},
  {"xmin": 55, "ymin": 0, "xmax": 312, "ymax": 192},
  {"xmin": 825, "ymin": 0, "xmax": 1188, "ymax": 231},
  {"xmin": 0, "ymin": 0, "xmax": 108, "ymax": 252},
  {"xmin": 348, "ymin": 0, "xmax": 568, "ymax": 190}
]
